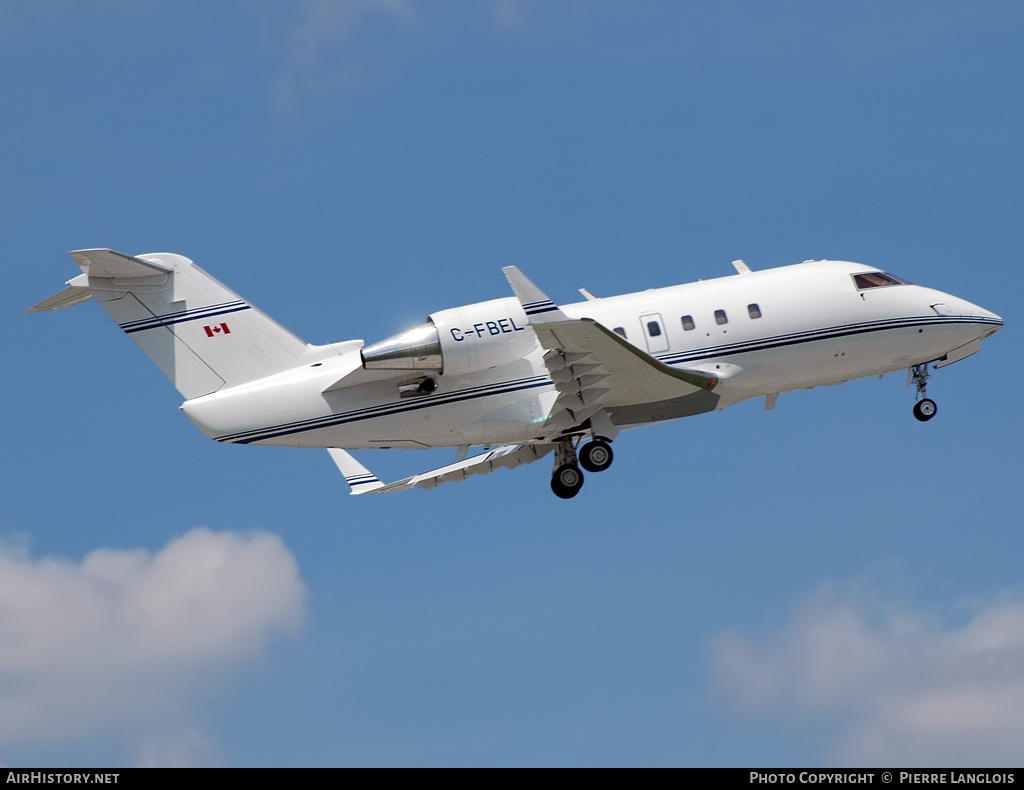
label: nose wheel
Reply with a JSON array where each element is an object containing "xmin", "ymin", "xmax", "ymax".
[
  {"xmin": 913, "ymin": 398, "xmax": 937, "ymax": 422},
  {"xmin": 910, "ymin": 363, "xmax": 938, "ymax": 422}
]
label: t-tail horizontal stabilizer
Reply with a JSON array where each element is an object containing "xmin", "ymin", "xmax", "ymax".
[
  {"xmin": 28, "ymin": 250, "xmax": 173, "ymax": 312},
  {"xmin": 30, "ymin": 248, "xmax": 316, "ymax": 401},
  {"xmin": 329, "ymin": 445, "xmax": 553, "ymax": 495},
  {"xmin": 27, "ymin": 282, "xmax": 93, "ymax": 312}
]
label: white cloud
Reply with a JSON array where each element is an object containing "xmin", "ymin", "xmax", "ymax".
[
  {"xmin": 492, "ymin": 0, "xmax": 534, "ymax": 32},
  {"xmin": 266, "ymin": 1, "xmax": 607, "ymax": 110},
  {"xmin": 0, "ymin": 528, "xmax": 305, "ymax": 766},
  {"xmin": 134, "ymin": 725, "xmax": 225, "ymax": 769},
  {"xmin": 271, "ymin": 0, "xmax": 416, "ymax": 112},
  {"xmin": 712, "ymin": 586, "xmax": 1024, "ymax": 766}
]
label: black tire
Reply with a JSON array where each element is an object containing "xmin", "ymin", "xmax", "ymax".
[
  {"xmin": 551, "ymin": 463, "xmax": 584, "ymax": 499},
  {"xmin": 579, "ymin": 439, "xmax": 614, "ymax": 473},
  {"xmin": 913, "ymin": 398, "xmax": 937, "ymax": 422}
]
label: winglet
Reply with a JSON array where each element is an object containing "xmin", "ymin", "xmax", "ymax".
[
  {"xmin": 328, "ymin": 449, "xmax": 385, "ymax": 495},
  {"xmin": 503, "ymin": 266, "xmax": 567, "ymax": 323}
]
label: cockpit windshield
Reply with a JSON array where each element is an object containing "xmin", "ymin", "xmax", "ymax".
[{"xmin": 852, "ymin": 272, "xmax": 912, "ymax": 290}]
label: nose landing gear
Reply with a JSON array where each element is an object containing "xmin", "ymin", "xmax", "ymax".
[
  {"xmin": 913, "ymin": 398, "xmax": 937, "ymax": 421},
  {"xmin": 910, "ymin": 363, "xmax": 938, "ymax": 422}
]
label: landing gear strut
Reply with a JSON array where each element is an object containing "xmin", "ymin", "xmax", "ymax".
[
  {"xmin": 550, "ymin": 438, "xmax": 584, "ymax": 499},
  {"xmin": 910, "ymin": 363, "xmax": 937, "ymax": 422}
]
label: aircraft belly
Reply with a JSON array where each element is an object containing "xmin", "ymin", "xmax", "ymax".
[
  {"xmin": 786, "ymin": 324, "xmax": 938, "ymax": 386},
  {"xmin": 265, "ymin": 392, "xmax": 549, "ymax": 448},
  {"xmin": 457, "ymin": 391, "xmax": 548, "ymax": 445},
  {"xmin": 245, "ymin": 363, "xmax": 554, "ymax": 449},
  {"xmin": 709, "ymin": 322, "xmax": 962, "ymax": 397}
]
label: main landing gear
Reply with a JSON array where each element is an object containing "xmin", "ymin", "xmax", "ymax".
[
  {"xmin": 579, "ymin": 438, "xmax": 614, "ymax": 473},
  {"xmin": 910, "ymin": 363, "xmax": 938, "ymax": 422},
  {"xmin": 550, "ymin": 437, "xmax": 615, "ymax": 499}
]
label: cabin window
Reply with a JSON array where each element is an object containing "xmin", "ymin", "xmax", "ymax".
[
  {"xmin": 714, "ymin": 309, "xmax": 728, "ymax": 325},
  {"xmin": 647, "ymin": 321, "xmax": 662, "ymax": 337},
  {"xmin": 681, "ymin": 315, "xmax": 695, "ymax": 331},
  {"xmin": 613, "ymin": 326, "xmax": 628, "ymax": 339},
  {"xmin": 748, "ymin": 303, "xmax": 762, "ymax": 319},
  {"xmin": 853, "ymin": 272, "xmax": 911, "ymax": 290}
]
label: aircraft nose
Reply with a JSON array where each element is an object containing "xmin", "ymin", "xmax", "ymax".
[
  {"xmin": 935, "ymin": 295, "xmax": 1001, "ymax": 325},
  {"xmin": 964, "ymin": 302, "xmax": 1002, "ymax": 339},
  {"xmin": 970, "ymin": 303, "xmax": 1002, "ymax": 329},
  {"xmin": 924, "ymin": 290, "xmax": 1002, "ymax": 341}
]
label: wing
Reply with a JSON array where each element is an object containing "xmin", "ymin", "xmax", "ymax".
[
  {"xmin": 328, "ymin": 444, "xmax": 553, "ymax": 495},
  {"xmin": 503, "ymin": 266, "xmax": 719, "ymax": 435}
]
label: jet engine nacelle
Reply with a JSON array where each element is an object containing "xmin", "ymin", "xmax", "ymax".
[
  {"xmin": 362, "ymin": 297, "xmax": 537, "ymax": 376},
  {"xmin": 431, "ymin": 297, "xmax": 537, "ymax": 375}
]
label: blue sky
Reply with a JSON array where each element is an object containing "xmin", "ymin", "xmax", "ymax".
[{"xmin": 3, "ymin": 0, "xmax": 1022, "ymax": 767}]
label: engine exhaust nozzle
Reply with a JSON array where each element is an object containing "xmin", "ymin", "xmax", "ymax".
[{"xmin": 361, "ymin": 322, "xmax": 443, "ymax": 371}]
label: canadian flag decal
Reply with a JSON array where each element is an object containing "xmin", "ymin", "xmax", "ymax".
[{"xmin": 203, "ymin": 323, "xmax": 231, "ymax": 337}]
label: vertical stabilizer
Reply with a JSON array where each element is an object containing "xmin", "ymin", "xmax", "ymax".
[{"xmin": 42, "ymin": 249, "xmax": 313, "ymax": 399}]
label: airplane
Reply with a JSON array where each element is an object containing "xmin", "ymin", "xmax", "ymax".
[{"xmin": 30, "ymin": 249, "xmax": 1002, "ymax": 498}]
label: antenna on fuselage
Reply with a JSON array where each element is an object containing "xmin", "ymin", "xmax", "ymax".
[{"xmin": 732, "ymin": 260, "xmax": 752, "ymax": 275}]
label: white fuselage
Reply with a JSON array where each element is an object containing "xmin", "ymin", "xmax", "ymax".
[{"xmin": 181, "ymin": 260, "xmax": 1001, "ymax": 449}]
